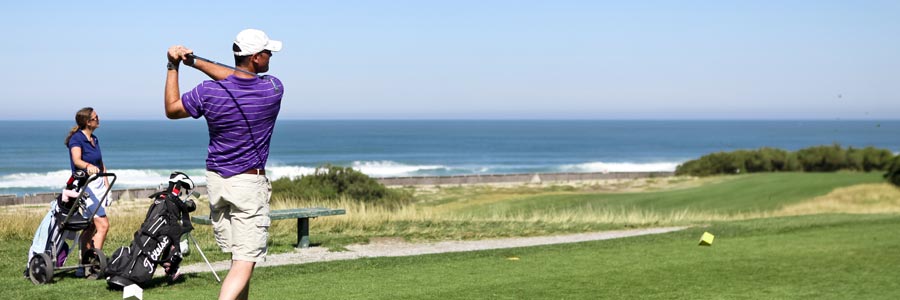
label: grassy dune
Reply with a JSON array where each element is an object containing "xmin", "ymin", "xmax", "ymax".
[{"xmin": 1, "ymin": 172, "xmax": 897, "ymax": 299}]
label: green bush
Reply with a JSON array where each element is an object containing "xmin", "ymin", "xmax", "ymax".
[
  {"xmin": 795, "ymin": 144, "xmax": 846, "ymax": 172},
  {"xmin": 859, "ymin": 147, "xmax": 894, "ymax": 172},
  {"xmin": 884, "ymin": 156, "xmax": 900, "ymax": 187},
  {"xmin": 272, "ymin": 165, "xmax": 414, "ymax": 207},
  {"xmin": 676, "ymin": 144, "xmax": 896, "ymax": 176},
  {"xmin": 675, "ymin": 152, "xmax": 741, "ymax": 176}
]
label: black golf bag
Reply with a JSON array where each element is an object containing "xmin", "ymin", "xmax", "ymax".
[{"xmin": 106, "ymin": 172, "xmax": 197, "ymax": 288}]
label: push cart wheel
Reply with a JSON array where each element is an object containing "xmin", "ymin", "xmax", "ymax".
[
  {"xmin": 29, "ymin": 253, "xmax": 54, "ymax": 284},
  {"xmin": 85, "ymin": 248, "xmax": 107, "ymax": 280}
]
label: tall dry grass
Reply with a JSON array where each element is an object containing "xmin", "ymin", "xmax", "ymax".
[{"xmin": 776, "ymin": 183, "xmax": 900, "ymax": 215}]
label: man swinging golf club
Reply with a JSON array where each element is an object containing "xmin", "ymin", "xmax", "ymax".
[{"xmin": 164, "ymin": 29, "xmax": 283, "ymax": 300}]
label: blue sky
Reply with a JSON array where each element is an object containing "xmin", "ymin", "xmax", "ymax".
[{"xmin": 2, "ymin": 1, "xmax": 898, "ymax": 120}]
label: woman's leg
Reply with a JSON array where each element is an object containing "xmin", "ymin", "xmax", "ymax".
[
  {"xmin": 83, "ymin": 179, "xmax": 110, "ymax": 250},
  {"xmin": 77, "ymin": 223, "xmax": 97, "ymax": 277},
  {"xmin": 91, "ymin": 216, "xmax": 109, "ymax": 249},
  {"xmin": 80, "ymin": 224, "xmax": 96, "ymax": 250}
]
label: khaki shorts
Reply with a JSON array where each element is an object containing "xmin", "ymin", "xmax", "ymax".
[{"xmin": 206, "ymin": 171, "xmax": 272, "ymax": 262}]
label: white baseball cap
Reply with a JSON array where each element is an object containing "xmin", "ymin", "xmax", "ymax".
[{"xmin": 233, "ymin": 29, "xmax": 283, "ymax": 56}]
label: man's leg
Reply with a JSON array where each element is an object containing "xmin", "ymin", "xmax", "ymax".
[
  {"xmin": 208, "ymin": 171, "xmax": 235, "ymax": 252},
  {"xmin": 215, "ymin": 173, "xmax": 269, "ymax": 300},
  {"xmin": 219, "ymin": 260, "xmax": 255, "ymax": 300}
]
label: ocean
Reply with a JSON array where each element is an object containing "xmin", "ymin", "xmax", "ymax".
[{"xmin": 2, "ymin": 120, "xmax": 898, "ymax": 196}]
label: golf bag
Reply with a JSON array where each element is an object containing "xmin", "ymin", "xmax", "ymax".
[
  {"xmin": 27, "ymin": 172, "xmax": 88, "ymax": 270},
  {"xmin": 106, "ymin": 172, "xmax": 197, "ymax": 288}
]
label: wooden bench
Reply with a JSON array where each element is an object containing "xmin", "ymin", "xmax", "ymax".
[{"xmin": 191, "ymin": 207, "xmax": 346, "ymax": 248}]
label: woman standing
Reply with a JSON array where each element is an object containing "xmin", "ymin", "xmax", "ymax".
[{"xmin": 64, "ymin": 107, "xmax": 111, "ymax": 266}]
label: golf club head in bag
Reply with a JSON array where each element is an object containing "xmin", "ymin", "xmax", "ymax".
[{"xmin": 166, "ymin": 172, "xmax": 196, "ymax": 213}]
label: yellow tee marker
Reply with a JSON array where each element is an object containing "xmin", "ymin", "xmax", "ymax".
[{"xmin": 699, "ymin": 232, "xmax": 715, "ymax": 246}]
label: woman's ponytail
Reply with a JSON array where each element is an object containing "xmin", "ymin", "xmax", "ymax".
[
  {"xmin": 64, "ymin": 125, "xmax": 79, "ymax": 146},
  {"xmin": 65, "ymin": 107, "xmax": 94, "ymax": 146}
]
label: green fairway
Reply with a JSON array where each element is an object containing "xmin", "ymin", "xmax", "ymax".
[
  {"xmin": 454, "ymin": 172, "xmax": 885, "ymax": 216},
  {"xmin": 3, "ymin": 214, "xmax": 899, "ymax": 299},
  {"xmin": 269, "ymin": 214, "xmax": 900, "ymax": 299}
]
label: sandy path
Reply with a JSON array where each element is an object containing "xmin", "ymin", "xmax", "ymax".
[{"xmin": 178, "ymin": 226, "xmax": 687, "ymax": 274}]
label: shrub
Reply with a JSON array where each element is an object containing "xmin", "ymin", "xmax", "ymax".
[
  {"xmin": 884, "ymin": 156, "xmax": 900, "ymax": 187},
  {"xmin": 794, "ymin": 144, "xmax": 846, "ymax": 172},
  {"xmin": 272, "ymin": 165, "xmax": 414, "ymax": 207},
  {"xmin": 676, "ymin": 145, "xmax": 896, "ymax": 176},
  {"xmin": 860, "ymin": 147, "xmax": 894, "ymax": 172}
]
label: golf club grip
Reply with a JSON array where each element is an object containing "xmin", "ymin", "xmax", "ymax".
[
  {"xmin": 187, "ymin": 54, "xmax": 231, "ymax": 71},
  {"xmin": 186, "ymin": 54, "xmax": 217, "ymax": 65}
]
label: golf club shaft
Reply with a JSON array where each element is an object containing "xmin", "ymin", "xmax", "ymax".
[
  {"xmin": 187, "ymin": 54, "xmax": 259, "ymax": 78},
  {"xmin": 188, "ymin": 232, "xmax": 221, "ymax": 283}
]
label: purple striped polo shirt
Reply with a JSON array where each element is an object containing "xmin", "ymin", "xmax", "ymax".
[{"xmin": 181, "ymin": 74, "xmax": 284, "ymax": 177}]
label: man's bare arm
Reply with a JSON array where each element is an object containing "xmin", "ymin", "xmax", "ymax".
[
  {"xmin": 188, "ymin": 57, "xmax": 233, "ymax": 81},
  {"xmin": 165, "ymin": 46, "xmax": 190, "ymax": 119}
]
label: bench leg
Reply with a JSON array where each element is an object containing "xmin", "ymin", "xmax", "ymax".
[{"xmin": 296, "ymin": 217, "xmax": 310, "ymax": 248}]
